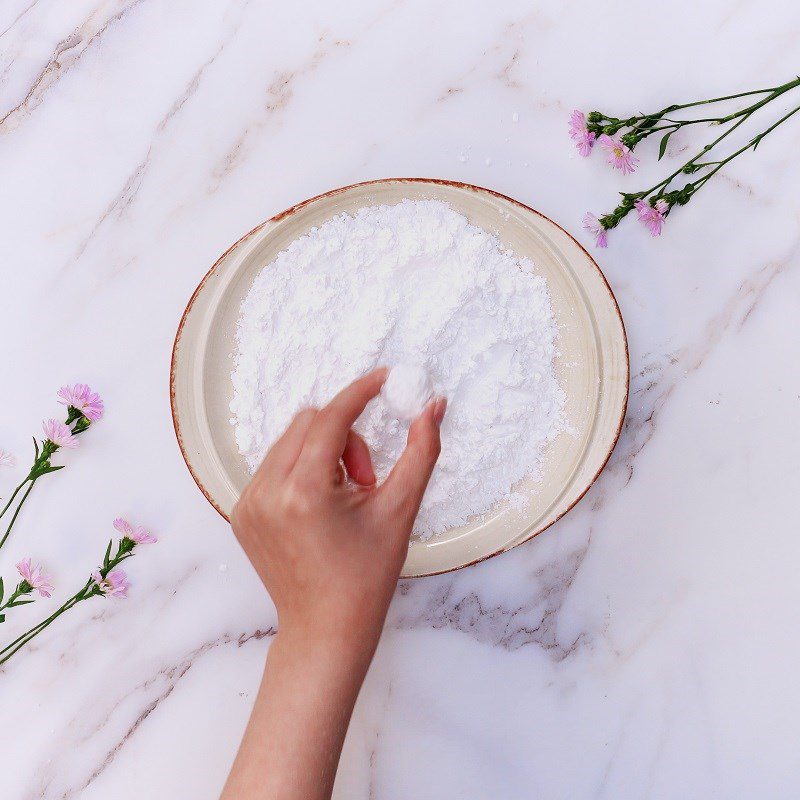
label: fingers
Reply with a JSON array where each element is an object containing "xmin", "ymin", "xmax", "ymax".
[
  {"xmin": 256, "ymin": 407, "xmax": 318, "ymax": 479},
  {"xmin": 341, "ymin": 430, "xmax": 376, "ymax": 486},
  {"xmin": 300, "ymin": 368, "xmax": 388, "ymax": 473},
  {"xmin": 378, "ymin": 397, "xmax": 446, "ymax": 524}
]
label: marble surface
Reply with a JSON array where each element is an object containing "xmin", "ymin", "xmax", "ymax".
[{"xmin": 1, "ymin": 1, "xmax": 799, "ymax": 797}]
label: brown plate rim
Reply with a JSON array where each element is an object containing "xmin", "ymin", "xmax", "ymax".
[{"xmin": 169, "ymin": 177, "xmax": 629, "ymax": 577}]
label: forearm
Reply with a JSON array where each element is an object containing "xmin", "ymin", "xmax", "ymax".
[
  {"xmin": 221, "ymin": 627, "xmax": 376, "ymax": 800},
  {"xmin": 222, "ymin": 370, "xmax": 443, "ymax": 798}
]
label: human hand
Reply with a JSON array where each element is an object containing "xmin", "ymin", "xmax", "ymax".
[{"xmin": 231, "ymin": 368, "xmax": 446, "ymax": 658}]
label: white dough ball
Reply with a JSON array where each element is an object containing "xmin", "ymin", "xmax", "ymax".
[{"xmin": 382, "ymin": 363, "xmax": 433, "ymax": 421}]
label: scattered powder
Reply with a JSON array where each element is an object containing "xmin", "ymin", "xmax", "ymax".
[{"xmin": 230, "ymin": 199, "xmax": 567, "ymax": 540}]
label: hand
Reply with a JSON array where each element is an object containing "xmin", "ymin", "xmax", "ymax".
[
  {"xmin": 223, "ymin": 369, "xmax": 446, "ymax": 800},
  {"xmin": 231, "ymin": 367, "xmax": 447, "ymax": 656}
]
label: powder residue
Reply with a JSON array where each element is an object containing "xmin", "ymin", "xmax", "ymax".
[{"xmin": 230, "ymin": 199, "xmax": 567, "ymax": 539}]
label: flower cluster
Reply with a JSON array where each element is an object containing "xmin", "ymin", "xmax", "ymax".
[
  {"xmin": 15, "ymin": 558, "xmax": 54, "ymax": 597},
  {"xmin": 91, "ymin": 569, "xmax": 130, "ymax": 598},
  {"xmin": 87, "ymin": 517, "xmax": 156, "ymax": 601},
  {"xmin": 570, "ymin": 76, "xmax": 800, "ymax": 246},
  {"xmin": 0, "ymin": 383, "xmax": 104, "ymax": 552},
  {"xmin": 0, "ymin": 517, "xmax": 156, "ymax": 662},
  {"xmin": 0, "ymin": 559, "xmax": 54, "ymax": 622},
  {"xmin": 570, "ymin": 110, "xmax": 639, "ymax": 174},
  {"xmin": 113, "ymin": 517, "xmax": 157, "ymax": 545},
  {"xmin": 0, "ymin": 385, "xmax": 157, "ymax": 664},
  {"xmin": 57, "ymin": 383, "xmax": 104, "ymax": 422},
  {"xmin": 568, "ymin": 110, "xmax": 596, "ymax": 157},
  {"xmin": 41, "ymin": 419, "xmax": 77, "ymax": 450}
]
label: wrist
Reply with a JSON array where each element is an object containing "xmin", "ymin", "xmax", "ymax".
[{"xmin": 273, "ymin": 615, "xmax": 381, "ymax": 677}]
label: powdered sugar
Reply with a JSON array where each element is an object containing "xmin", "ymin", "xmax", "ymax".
[{"xmin": 230, "ymin": 199, "xmax": 567, "ymax": 539}]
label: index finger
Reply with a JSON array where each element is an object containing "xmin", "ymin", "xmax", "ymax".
[{"xmin": 299, "ymin": 367, "xmax": 387, "ymax": 469}]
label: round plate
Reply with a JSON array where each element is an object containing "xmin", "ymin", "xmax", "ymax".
[{"xmin": 171, "ymin": 179, "xmax": 628, "ymax": 577}]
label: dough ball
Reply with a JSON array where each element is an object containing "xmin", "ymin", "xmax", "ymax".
[{"xmin": 382, "ymin": 363, "xmax": 433, "ymax": 421}]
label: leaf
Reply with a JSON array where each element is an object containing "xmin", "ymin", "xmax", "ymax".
[
  {"xmin": 9, "ymin": 598, "xmax": 34, "ymax": 607},
  {"xmin": 0, "ymin": 614, "xmax": 5, "ymax": 623},
  {"xmin": 658, "ymin": 131, "xmax": 673, "ymax": 160},
  {"xmin": 103, "ymin": 539, "xmax": 112, "ymax": 568},
  {"xmin": 32, "ymin": 436, "xmax": 40, "ymax": 459},
  {"xmin": 0, "ymin": 576, "xmax": 4, "ymax": 604},
  {"xmin": 42, "ymin": 465, "xmax": 65, "ymax": 474}
]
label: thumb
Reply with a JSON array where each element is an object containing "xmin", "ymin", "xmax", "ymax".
[{"xmin": 378, "ymin": 397, "xmax": 447, "ymax": 526}]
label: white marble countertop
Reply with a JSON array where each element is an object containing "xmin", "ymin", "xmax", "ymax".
[{"xmin": 2, "ymin": 1, "xmax": 799, "ymax": 797}]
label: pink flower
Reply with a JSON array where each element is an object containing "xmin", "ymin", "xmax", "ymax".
[
  {"xmin": 598, "ymin": 134, "xmax": 639, "ymax": 175},
  {"xmin": 113, "ymin": 517, "xmax": 157, "ymax": 545},
  {"xmin": 57, "ymin": 384, "xmax": 104, "ymax": 421},
  {"xmin": 568, "ymin": 110, "xmax": 596, "ymax": 157},
  {"xmin": 42, "ymin": 419, "xmax": 78, "ymax": 449},
  {"xmin": 0, "ymin": 448, "xmax": 14, "ymax": 468},
  {"xmin": 635, "ymin": 198, "xmax": 670, "ymax": 236},
  {"xmin": 92, "ymin": 569, "xmax": 130, "ymax": 598},
  {"xmin": 582, "ymin": 213, "xmax": 609, "ymax": 248},
  {"xmin": 16, "ymin": 558, "xmax": 54, "ymax": 598}
]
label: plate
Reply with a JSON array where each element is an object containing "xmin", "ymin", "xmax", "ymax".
[{"xmin": 170, "ymin": 179, "xmax": 628, "ymax": 577}]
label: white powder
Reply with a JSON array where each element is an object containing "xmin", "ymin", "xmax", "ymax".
[{"xmin": 230, "ymin": 199, "xmax": 567, "ymax": 540}]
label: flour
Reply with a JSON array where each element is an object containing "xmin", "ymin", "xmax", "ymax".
[{"xmin": 230, "ymin": 199, "xmax": 567, "ymax": 540}]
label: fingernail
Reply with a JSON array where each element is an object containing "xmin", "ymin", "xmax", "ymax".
[{"xmin": 432, "ymin": 396, "xmax": 447, "ymax": 427}]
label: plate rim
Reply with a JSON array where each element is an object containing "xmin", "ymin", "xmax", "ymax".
[{"xmin": 169, "ymin": 177, "xmax": 629, "ymax": 576}]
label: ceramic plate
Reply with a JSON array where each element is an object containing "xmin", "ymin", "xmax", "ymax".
[{"xmin": 171, "ymin": 179, "xmax": 628, "ymax": 577}]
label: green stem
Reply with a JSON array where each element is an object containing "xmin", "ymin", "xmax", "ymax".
[
  {"xmin": 0, "ymin": 606, "xmax": 62, "ymax": 657},
  {"xmin": 691, "ymin": 102, "xmax": 800, "ymax": 191},
  {"xmin": 0, "ymin": 529, "xmax": 149, "ymax": 666},
  {"xmin": 656, "ymin": 79, "xmax": 799, "ymax": 113},
  {"xmin": 0, "ymin": 589, "xmax": 87, "ymax": 665},
  {"xmin": 0, "ymin": 479, "xmax": 28, "ymax": 520},
  {"xmin": 603, "ymin": 98, "xmax": 800, "ymax": 233},
  {"xmin": 634, "ymin": 77, "xmax": 800, "ymax": 144},
  {"xmin": 0, "ymin": 437, "xmax": 62, "ymax": 548},
  {"xmin": 639, "ymin": 77, "xmax": 800, "ymax": 123},
  {"xmin": 0, "ymin": 580, "xmax": 91, "ymax": 654},
  {"xmin": 0, "ymin": 588, "xmax": 24, "ymax": 614},
  {"xmin": 644, "ymin": 112, "xmax": 753, "ymax": 197},
  {"xmin": 0, "ymin": 539, "xmax": 137, "ymax": 666},
  {"xmin": 601, "ymin": 112, "xmax": 753, "ymax": 230},
  {"xmin": 0, "ymin": 478, "xmax": 37, "ymax": 551}
]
